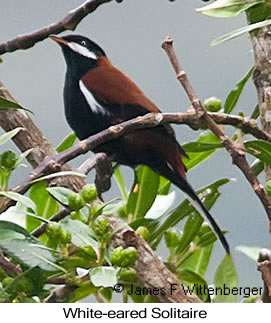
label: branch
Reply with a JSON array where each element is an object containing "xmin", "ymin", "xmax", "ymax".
[
  {"xmin": 0, "ymin": 0, "xmax": 111, "ymax": 56},
  {"xmin": 258, "ymin": 249, "xmax": 271, "ymax": 303},
  {"xmin": 77, "ymin": 152, "xmax": 113, "ymax": 198},
  {"xmin": 250, "ymin": 25, "xmax": 271, "ymax": 182},
  {"xmin": 44, "ymin": 215, "xmax": 201, "ymax": 303},
  {"xmin": 0, "ymin": 253, "xmax": 22, "ymax": 277},
  {"xmin": 109, "ymin": 216, "xmax": 201, "ymax": 303},
  {"xmin": 161, "ymin": 36, "xmax": 271, "ymax": 223},
  {"xmin": 93, "ymin": 153, "xmax": 113, "ymax": 195},
  {"xmin": 77, "ymin": 153, "xmax": 107, "ymax": 175},
  {"xmin": 0, "ymin": 113, "xmax": 191, "ymax": 210},
  {"xmin": 29, "ymin": 154, "xmax": 200, "ymax": 303},
  {"xmin": 0, "ymin": 81, "xmax": 85, "ymax": 192},
  {"xmin": 2, "ymin": 113, "xmax": 271, "ymax": 214},
  {"xmin": 2, "ymin": 109, "xmax": 271, "ymax": 212},
  {"xmin": 205, "ymin": 113, "xmax": 271, "ymax": 142},
  {"xmin": 0, "ymin": 106, "xmax": 200, "ymax": 302},
  {"xmin": 44, "ymin": 285, "xmax": 78, "ymax": 303}
]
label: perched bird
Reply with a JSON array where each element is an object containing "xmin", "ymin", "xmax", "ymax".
[{"xmin": 51, "ymin": 34, "xmax": 229, "ymax": 253}]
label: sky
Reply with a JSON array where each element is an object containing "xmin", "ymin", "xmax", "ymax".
[{"xmin": 0, "ymin": 0, "xmax": 267, "ymax": 294}]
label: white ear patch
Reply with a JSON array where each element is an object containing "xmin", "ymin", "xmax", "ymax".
[{"xmin": 68, "ymin": 42, "xmax": 97, "ymax": 60}]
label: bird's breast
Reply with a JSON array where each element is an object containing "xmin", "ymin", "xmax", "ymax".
[{"xmin": 63, "ymin": 74, "xmax": 112, "ymax": 140}]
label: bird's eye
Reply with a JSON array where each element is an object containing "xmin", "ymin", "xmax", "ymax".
[{"xmin": 81, "ymin": 40, "xmax": 87, "ymax": 46}]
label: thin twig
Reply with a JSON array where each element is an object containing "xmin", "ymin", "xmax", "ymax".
[
  {"xmin": 77, "ymin": 153, "xmax": 106, "ymax": 175},
  {"xmin": 0, "ymin": 253, "xmax": 22, "ymax": 277},
  {"xmin": 0, "ymin": 0, "xmax": 111, "ymax": 56},
  {"xmin": 32, "ymin": 209, "xmax": 70, "ymax": 237},
  {"xmin": 162, "ymin": 36, "xmax": 271, "ymax": 222},
  {"xmin": 44, "ymin": 285, "xmax": 78, "ymax": 303}
]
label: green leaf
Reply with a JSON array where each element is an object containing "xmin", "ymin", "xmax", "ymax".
[
  {"xmin": 0, "ymin": 191, "xmax": 36, "ymax": 212},
  {"xmin": 14, "ymin": 148, "xmax": 33, "ymax": 169},
  {"xmin": 0, "ymin": 220, "xmax": 35, "ymax": 241},
  {"xmin": 56, "ymin": 132, "xmax": 77, "ymax": 153},
  {"xmin": 145, "ymin": 192, "xmax": 176, "ymax": 219},
  {"xmin": 31, "ymin": 171, "xmax": 85, "ymax": 184},
  {"xmin": 250, "ymin": 104, "xmax": 259, "ymax": 119},
  {"xmin": 0, "ymin": 239, "xmax": 58, "ymax": 271},
  {"xmin": 59, "ymin": 218, "xmax": 98, "ymax": 251},
  {"xmin": 183, "ymin": 142, "xmax": 222, "ymax": 152},
  {"xmin": 214, "ymin": 254, "xmax": 238, "ymax": 303},
  {"xmin": 0, "ymin": 289, "xmax": 11, "ymax": 302},
  {"xmin": 224, "ymin": 68, "xmax": 253, "ymax": 114},
  {"xmin": 176, "ymin": 213, "xmax": 204, "ymax": 255},
  {"xmin": 149, "ymin": 202, "xmax": 200, "ymax": 249},
  {"xmin": 0, "ymin": 97, "xmax": 33, "ymax": 114},
  {"xmin": 195, "ymin": 224, "xmax": 217, "ymax": 249},
  {"xmin": 127, "ymin": 166, "xmax": 160, "ymax": 219},
  {"xmin": 243, "ymin": 296, "xmax": 259, "ymax": 303},
  {"xmin": 244, "ymin": 140, "xmax": 271, "ymax": 166},
  {"xmin": 247, "ymin": 1, "xmax": 271, "ymax": 24},
  {"xmin": 129, "ymin": 218, "xmax": 159, "ymax": 233},
  {"xmin": 236, "ymin": 245, "xmax": 261, "ymax": 262},
  {"xmin": 180, "ymin": 243, "xmax": 214, "ymax": 278},
  {"xmin": 46, "ymin": 186, "xmax": 74, "ymax": 205},
  {"xmin": 251, "ymin": 159, "xmax": 264, "ymax": 176},
  {"xmin": 158, "ymin": 176, "xmax": 171, "ymax": 195},
  {"xmin": 0, "ymin": 228, "xmax": 25, "ymax": 240},
  {"xmin": 101, "ymin": 201, "xmax": 123, "ymax": 215},
  {"xmin": 27, "ymin": 181, "xmax": 59, "ymax": 232},
  {"xmin": 0, "ymin": 127, "xmax": 22, "ymax": 146},
  {"xmin": 211, "ymin": 18, "xmax": 271, "ymax": 46},
  {"xmin": 196, "ymin": 0, "xmax": 263, "ymax": 18},
  {"xmin": 183, "ymin": 132, "xmax": 221, "ymax": 171},
  {"xmin": 72, "ymin": 281, "xmax": 97, "ymax": 302},
  {"xmin": 0, "ymin": 267, "xmax": 45, "ymax": 301},
  {"xmin": 150, "ymin": 178, "xmax": 230, "ymax": 249},
  {"xmin": 90, "ymin": 267, "xmax": 118, "ymax": 288},
  {"xmin": 0, "ymin": 202, "xmax": 27, "ymax": 226},
  {"xmin": 177, "ymin": 269, "xmax": 210, "ymax": 302},
  {"xmin": 100, "ymin": 287, "xmax": 113, "ymax": 302},
  {"xmin": 113, "ymin": 167, "xmax": 128, "ymax": 201}
]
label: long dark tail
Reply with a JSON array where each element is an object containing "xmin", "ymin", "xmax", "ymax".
[
  {"xmin": 177, "ymin": 177, "xmax": 230, "ymax": 254},
  {"xmin": 157, "ymin": 164, "xmax": 230, "ymax": 254}
]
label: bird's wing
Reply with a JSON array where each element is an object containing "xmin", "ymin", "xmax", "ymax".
[
  {"xmin": 81, "ymin": 56, "xmax": 162, "ymax": 113},
  {"xmin": 81, "ymin": 56, "xmax": 188, "ymax": 157}
]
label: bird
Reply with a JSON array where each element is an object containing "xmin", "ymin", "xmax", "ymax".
[{"xmin": 50, "ymin": 34, "xmax": 230, "ymax": 253}]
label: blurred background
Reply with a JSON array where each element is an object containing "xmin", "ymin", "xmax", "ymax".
[{"xmin": 0, "ymin": 0, "xmax": 267, "ymax": 294}]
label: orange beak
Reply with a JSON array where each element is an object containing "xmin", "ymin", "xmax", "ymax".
[{"xmin": 50, "ymin": 35, "xmax": 69, "ymax": 46}]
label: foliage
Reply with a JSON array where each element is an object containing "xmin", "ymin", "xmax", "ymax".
[
  {"xmin": 0, "ymin": 97, "xmax": 33, "ymax": 114},
  {"xmin": 0, "ymin": 111, "xmax": 263, "ymax": 303},
  {"xmin": 197, "ymin": 0, "xmax": 263, "ymax": 18},
  {"xmin": 0, "ymin": 0, "xmax": 269, "ymax": 304},
  {"xmin": 197, "ymin": 0, "xmax": 271, "ymax": 46},
  {"xmin": 0, "ymin": 65, "xmax": 266, "ymax": 301}
]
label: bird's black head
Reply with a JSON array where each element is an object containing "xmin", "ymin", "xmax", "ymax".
[{"xmin": 51, "ymin": 34, "xmax": 106, "ymax": 78}]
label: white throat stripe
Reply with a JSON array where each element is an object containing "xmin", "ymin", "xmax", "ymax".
[{"xmin": 68, "ymin": 42, "xmax": 97, "ymax": 60}]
